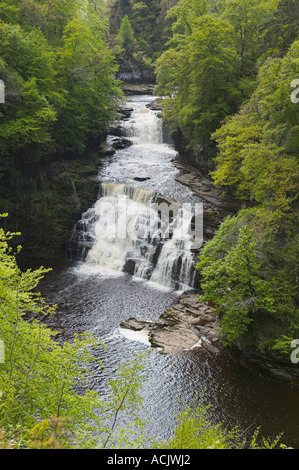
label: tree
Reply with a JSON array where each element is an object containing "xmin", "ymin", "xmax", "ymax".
[
  {"xmin": 0, "ymin": 24, "xmax": 58, "ymax": 163},
  {"xmin": 0, "ymin": 215, "xmax": 146, "ymax": 448},
  {"xmin": 261, "ymin": 0, "xmax": 299, "ymax": 57},
  {"xmin": 156, "ymin": 13, "xmax": 241, "ymax": 146},
  {"xmin": 198, "ymin": 225, "xmax": 275, "ymax": 346},
  {"xmin": 212, "ymin": 40, "xmax": 299, "ymax": 215},
  {"xmin": 167, "ymin": 0, "xmax": 209, "ymax": 36},
  {"xmin": 54, "ymin": 18, "xmax": 120, "ymax": 154},
  {"xmin": 0, "ymin": 217, "xmax": 293, "ymax": 449},
  {"xmin": 155, "ymin": 0, "xmax": 299, "ymax": 154},
  {"xmin": 197, "ymin": 209, "xmax": 299, "ymax": 355},
  {"xmin": 0, "ymin": 1, "xmax": 121, "ymax": 161},
  {"xmin": 221, "ymin": 0, "xmax": 276, "ymax": 75},
  {"xmin": 118, "ymin": 14, "xmax": 135, "ymax": 51}
]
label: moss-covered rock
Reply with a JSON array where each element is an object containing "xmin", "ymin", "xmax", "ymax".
[{"xmin": 1, "ymin": 153, "xmax": 101, "ymax": 259}]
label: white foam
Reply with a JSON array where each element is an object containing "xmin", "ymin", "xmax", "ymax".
[{"xmin": 117, "ymin": 327, "xmax": 151, "ymax": 346}]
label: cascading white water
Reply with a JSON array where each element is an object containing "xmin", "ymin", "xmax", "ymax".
[
  {"xmin": 150, "ymin": 208, "xmax": 196, "ymax": 289},
  {"xmin": 68, "ymin": 103, "xmax": 198, "ymax": 291},
  {"xmin": 70, "ymin": 182, "xmax": 197, "ymax": 291},
  {"xmin": 84, "ymin": 183, "xmax": 159, "ymax": 276},
  {"xmin": 122, "ymin": 107, "xmax": 163, "ymax": 145}
]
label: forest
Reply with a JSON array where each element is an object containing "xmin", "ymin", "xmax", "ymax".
[
  {"xmin": 0, "ymin": 0, "xmax": 298, "ymax": 451},
  {"xmin": 154, "ymin": 0, "xmax": 299, "ymax": 358}
]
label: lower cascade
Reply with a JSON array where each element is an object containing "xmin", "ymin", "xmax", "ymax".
[{"xmin": 67, "ymin": 183, "xmax": 197, "ymax": 291}]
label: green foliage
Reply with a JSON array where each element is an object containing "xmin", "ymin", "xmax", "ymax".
[
  {"xmin": 0, "ymin": 216, "xmax": 293, "ymax": 449},
  {"xmin": 0, "ymin": 24, "xmax": 58, "ymax": 160},
  {"xmin": 54, "ymin": 17, "xmax": 121, "ymax": 155},
  {"xmin": 199, "ymin": 226, "xmax": 273, "ymax": 345},
  {"xmin": 128, "ymin": 0, "xmax": 167, "ymax": 56},
  {"xmin": 108, "ymin": 0, "xmax": 177, "ymax": 59},
  {"xmin": 0, "ymin": 0, "xmax": 298, "ymax": 449},
  {"xmin": 167, "ymin": 0, "xmax": 209, "ymax": 36},
  {"xmin": 221, "ymin": 0, "xmax": 276, "ymax": 75},
  {"xmin": 155, "ymin": 0, "xmax": 298, "ymax": 149},
  {"xmin": 155, "ymin": 404, "xmax": 289, "ymax": 449},
  {"xmin": 118, "ymin": 15, "xmax": 135, "ymax": 51},
  {"xmin": 197, "ymin": 211, "xmax": 299, "ymax": 353},
  {"xmin": 0, "ymin": 0, "xmax": 121, "ymax": 251},
  {"xmin": 156, "ymin": 13, "xmax": 241, "ymax": 146},
  {"xmin": 0, "ymin": 0, "xmax": 121, "ymax": 164},
  {"xmin": 158, "ymin": 405, "xmax": 232, "ymax": 449},
  {"xmin": 260, "ymin": 0, "xmax": 299, "ymax": 57},
  {"xmin": 98, "ymin": 356, "xmax": 148, "ymax": 449},
  {"xmin": 194, "ymin": 35, "xmax": 299, "ymax": 356},
  {"xmin": 212, "ymin": 40, "xmax": 299, "ymax": 215},
  {"xmin": 0, "ymin": 216, "xmax": 147, "ymax": 448}
]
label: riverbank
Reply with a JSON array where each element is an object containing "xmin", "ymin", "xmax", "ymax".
[
  {"xmin": 120, "ymin": 287, "xmax": 299, "ymax": 385},
  {"xmin": 112, "ymin": 89, "xmax": 299, "ymax": 386},
  {"xmin": 4, "ymin": 152, "xmax": 101, "ymax": 260}
]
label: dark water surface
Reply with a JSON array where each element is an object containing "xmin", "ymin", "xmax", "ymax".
[
  {"xmin": 36, "ymin": 259, "xmax": 299, "ymax": 448},
  {"xmin": 28, "ymin": 95, "xmax": 299, "ymax": 448}
]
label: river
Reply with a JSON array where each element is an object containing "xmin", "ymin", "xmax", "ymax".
[{"xmin": 37, "ymin": 94, "xmax": 299, "ymax": 448}]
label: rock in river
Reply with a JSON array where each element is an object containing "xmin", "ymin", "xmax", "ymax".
[{"xmin": 120, "ymin": 292, "xmax": 220, "ymax": 354}]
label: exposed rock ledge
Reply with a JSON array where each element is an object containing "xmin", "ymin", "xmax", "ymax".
[
  {"xmin": 120, "ymin": 292, "xmax": 220, "ymax": 354},
  {"xmin": 121, "ymin": 84, "xmax": 156, "ymax": 95},
  {"xmin": 173, "ymin": 159, "xmax": 244, "ymax": 216}
]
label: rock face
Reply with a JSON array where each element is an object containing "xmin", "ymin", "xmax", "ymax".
[
  {"xmin": 171, "ymin": 129, "xmax": 215, "ymax": 177},
  {"xmin": 133, "ymin": 176, "xmax": 151, "ymax": 182},
  {"xmin": 171, "ymin": 157, "xmax": 257, "ymax": 246},
  {"xmin": 122, "ymin": 84, "xmax": 156, "ymax": 96},
  {"xmin": 116, "ymin": 58, "xmax": 155, "ymax": 85},
  {"xmin": 106, "ymin": 135, "xmax": 132, "ymax": 150},
  {"xmin": 120, "ymin": 292, "xmax": 220, "ymax": 354},
  {"xmin": 6, "ymin": 155, "xmax": 101, "ymax": 260},
  {"xmin": 173, "ymin": 159, "xmax": 244, "ymax": 215},
  {"xmin": 240, "ymin": 349, "xmax": 299, "ymax": 384},
  {"xmin": 101, "ymin": 135, "xmax": 133, "ymax": 156}
]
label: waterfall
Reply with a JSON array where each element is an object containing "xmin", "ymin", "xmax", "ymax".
[
  {"xmin": 150, "ymin": 207, "xmax": 197, "ymax": 289},
  {"xmin": 67, "ymin": 101, "xmax": 199, "ymax": 291},
  {"xmin": 85, "ymin": 184, "xmax": 158, "ymax": 276},
  {"xmin": 122, "ymin": 108, "xmax": 163, "ymax": 145},
  {"xmin": 68, "ymin": 183, "xmax": 197, "ymax": 291}
]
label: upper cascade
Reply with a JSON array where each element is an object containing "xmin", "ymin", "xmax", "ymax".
[{"xmin": 122, "ymin": 107, "xmax": 163, "ymax": 146}]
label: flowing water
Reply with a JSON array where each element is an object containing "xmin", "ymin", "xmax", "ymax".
[{"xmin": 39, "ymin": 95, "xmax": 299, "ymax": 447}]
